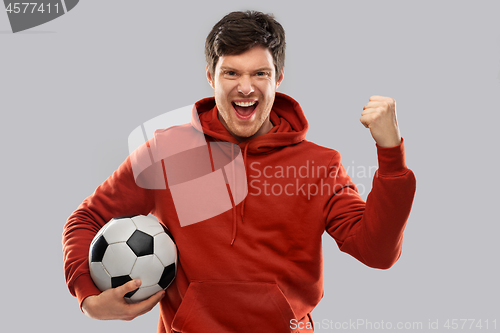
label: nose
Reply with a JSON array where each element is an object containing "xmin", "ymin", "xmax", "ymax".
[{"xmin": 237, "ymin": 75, "xmax": 254, "ymax": 95}]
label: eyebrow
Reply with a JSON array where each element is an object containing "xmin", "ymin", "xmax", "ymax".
[
  {"xmin": 254, "ymin": 67, "xmax": 273, "ymax": 72},
  {"xmin": 220, "ymin": 66, "xmax": 273, "ymax": 72}
]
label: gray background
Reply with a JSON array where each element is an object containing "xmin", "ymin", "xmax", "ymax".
[{"xmin": 1, "ymin": 0, "xmax": 499, "ymax": 332}]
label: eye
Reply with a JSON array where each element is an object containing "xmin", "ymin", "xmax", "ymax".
[
  {"xmin": 223, "ymin": 70, "xmax": 238, "ymax": 79},
  {"xmin": 255, "ymin": 71, "xmax": 271, "ymax": 78}
]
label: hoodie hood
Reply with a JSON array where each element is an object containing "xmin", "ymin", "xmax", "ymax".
[
  {"xmin": 190, "ymin": 92, "xmax": 309, "ymax": 245},
  {"xmin": 191, "ymin": 92, "xmax": 309, "ymax": 153}
]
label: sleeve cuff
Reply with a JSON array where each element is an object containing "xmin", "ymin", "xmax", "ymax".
[
  {"xmin": 376, "ymin": 137, "xmax": 408, "ymax": 176},
  {"xmin": 73, "ymin": 273, "xmax": 101, "ymax": 312}
]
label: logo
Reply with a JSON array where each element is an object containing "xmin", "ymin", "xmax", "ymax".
[
  {"xmin": 128, "ymin": 105, "xmax": 248, "ymax": 227},
  {"xmin": 4, "ymin": 0, "xmax": 79, "ymax": 33}
]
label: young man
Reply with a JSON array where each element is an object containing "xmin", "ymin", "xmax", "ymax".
[{"xmin": 63, "ymin": 10, "xmax": 416, "ymax": 332}]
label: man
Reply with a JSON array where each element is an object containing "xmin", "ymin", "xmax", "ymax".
[{"xmin": 63, "ymin": 10, "xmax": 416, "ymax": 332}]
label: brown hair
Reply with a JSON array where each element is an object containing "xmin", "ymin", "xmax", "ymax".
[{"xmin": 205, "ymin": 10, "xmax": 286, "ymax": 82}]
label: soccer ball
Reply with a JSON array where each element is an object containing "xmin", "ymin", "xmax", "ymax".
[{"xmin": 88, "ymin": 215, "xmax": 177, "ymax": 303}]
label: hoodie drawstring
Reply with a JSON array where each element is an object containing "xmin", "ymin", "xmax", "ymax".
[
  {"xmin": 230, "ymin": 142, "xmax": 250, "ymax": 246},
  {"xmin": 240, "ymin": 142, "xmax": 249, "ymax": 221},
  {"xmin": 230, "ymin": 144, "xmax": 236, "ymax": 245}
]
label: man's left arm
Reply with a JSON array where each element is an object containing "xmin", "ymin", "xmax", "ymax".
[{"xmin": 325, "ymin": 96, "xmax": 416, "ymax": 269}]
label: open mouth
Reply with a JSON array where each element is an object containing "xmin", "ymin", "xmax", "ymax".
[{"xmin": 232, "ymin": 101, "xmax": 258, "ymax": 120}]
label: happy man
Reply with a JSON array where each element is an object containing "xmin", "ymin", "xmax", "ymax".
[{"xmin": 63, "ymin": 10, "xmax": 416, "ymax": 333}]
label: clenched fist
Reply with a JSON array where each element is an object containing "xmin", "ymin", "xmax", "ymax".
[{"xmin": 360, "ymin": 96, "xmax": 402, "ymax": 148}]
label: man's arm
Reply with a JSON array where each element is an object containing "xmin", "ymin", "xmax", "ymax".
[
  {"xmin": 82, "ymin": 279, "xmax": 164, "ymax": 321},
  {"xmin": 325, "ymin": 96, "xmax": 416, "ymax": 268},
  {"xmin": 62, "ymin": 152, "xmax": 163, "ymax": 320}
]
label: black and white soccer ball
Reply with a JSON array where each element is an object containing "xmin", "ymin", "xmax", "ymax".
[{"xmin": 88, "ymin": 215, "xmax": 177, "ymax": 303}]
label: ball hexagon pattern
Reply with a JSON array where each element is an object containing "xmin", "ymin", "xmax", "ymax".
[{"xmin": 89, "ymin": 215, "xmax": 177, "ymax": 302}]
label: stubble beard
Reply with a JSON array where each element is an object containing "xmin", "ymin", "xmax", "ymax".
[{"xmin": 217, "ymin": 102, "xmax": 272, "ymax": 142}]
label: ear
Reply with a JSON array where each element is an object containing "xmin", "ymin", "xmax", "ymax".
[
  {"xmin": 206, "ymin": 65, "xmax": 215, "ymax": 89},
  {"xmin": 276, "ymin": 68, "xmax": 284, "ymax": 89}
]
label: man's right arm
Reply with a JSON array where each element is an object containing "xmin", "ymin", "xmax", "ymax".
[
  {"xmin": 62, "ymin": 154, "xmax": 158, "ymax": 319},
  {"xmin": 82, "ymin": 279, "xmax": 164, "ymax": 321}
]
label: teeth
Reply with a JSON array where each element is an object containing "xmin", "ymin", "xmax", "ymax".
[{"xmin": 234, "ymin": 101, "xmax": 257, "ymax": 107}]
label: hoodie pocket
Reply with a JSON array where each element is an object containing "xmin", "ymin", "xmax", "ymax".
[{"xmin": 171, "ymin": 281, "xmax": 298, "ymax": 333}]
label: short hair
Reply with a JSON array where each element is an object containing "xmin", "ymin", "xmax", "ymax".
[{"xmin": 205, "ymin": 10, "xmax": 286, "ymax": 81}]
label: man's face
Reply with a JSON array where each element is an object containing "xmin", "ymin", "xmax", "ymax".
[{"xmin": 207, "ymin": 45, "xmax": 284, "ymax": 141}]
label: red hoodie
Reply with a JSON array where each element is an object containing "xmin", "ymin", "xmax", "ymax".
[{"xmin": 62, "ymin": 92, "xmax": 416, "ymax": 332}]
